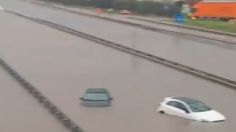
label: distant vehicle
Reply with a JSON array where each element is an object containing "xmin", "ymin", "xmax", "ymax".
[
  {"xmin": 191, "ymin": 2, "xmax": 236, "ymax": 21},
  {"xmin": 80, "ymin": 88, "xmax": 112, "ymax": 107},
  {"xmin": 157, "ymin": 97, "xmax": 226, "ymax": 122},
  {"xmin": 119, "ymin": 10, "xmax": 131, "ymax": 15}
]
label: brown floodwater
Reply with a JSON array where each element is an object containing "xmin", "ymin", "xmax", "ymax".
[
  {"xmin": 1, "ymin": 0, "xmax": 236, "ymax": 80},
  {"xmin": 0, "ymin": 64, "xmax": 68, "ymax": 132},
  {"xmin": 0, "ymin": 8, "xmax": 235, "ymax": 132}
]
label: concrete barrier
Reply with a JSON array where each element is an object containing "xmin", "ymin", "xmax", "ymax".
[{"xmin": 29, "ymin": 0, "xmax": 236, "ymax": 45}]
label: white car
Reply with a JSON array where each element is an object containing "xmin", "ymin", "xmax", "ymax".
[{"xmin": 157, "ymin": 97, "xmax": 226, "ymax": 122}]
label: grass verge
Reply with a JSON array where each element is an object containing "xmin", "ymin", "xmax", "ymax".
[{"xmin": 184, "ymin": 19, "xmax": 236, "ymax": 34}]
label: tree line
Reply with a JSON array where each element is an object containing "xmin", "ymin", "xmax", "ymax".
[{"xmin": 42, "ymin": 0, "xmax": 201, "ymax": 16}]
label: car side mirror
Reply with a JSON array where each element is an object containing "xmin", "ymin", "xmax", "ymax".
[
  {"xmin": 185, "ymin": 110, "xmax": 189, "ymax": 113},
  {"xmin": 109, "ymin": 98, "xmax": 113, "ymax": 100},
  {"xmin": 80, "ymin": 97, "xmax": 84, "ymax": 100}
]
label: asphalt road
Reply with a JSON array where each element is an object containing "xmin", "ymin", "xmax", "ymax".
[
  {"xmin": 1, "ymin": 0, "xmax": 236, "ymax": 81},
  {"xmin": 0, "ymin": 5, "xmax": 235, "ymax": 132}
]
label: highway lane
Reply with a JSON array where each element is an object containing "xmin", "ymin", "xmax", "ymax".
[
  {"xmin": 0, "ymin": 61, "xmax": 69, "ymax": 132},
  {"xmin": 0, "ymin": 8, "xmax": 235, "ymax": 132},
  {"xmin": 34, "ymin": 3, "xmax": 236, "ymax": 44},
  {"xmin": 1, "ymin": 0, "xmax": 236, "ymax": 80}
]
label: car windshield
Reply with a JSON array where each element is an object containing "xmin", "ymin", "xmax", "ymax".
[
  {"xmin": 83, "ymin": 93, "xmax": 109, "ymax": 101},
  {"xmin": 189, "ymin": 102, "xmax": 211, "ymax": 112}
]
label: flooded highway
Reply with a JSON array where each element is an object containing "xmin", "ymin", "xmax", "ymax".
[
  {"xmin": 1, "ymin": 0, "xmax": 236, "ymax": 80},
  {"xmin": 0, "ymin": 8, "xmax": 235, "ymax": 132},
  {"xmin": 0, "ymin": 62, "xmax": 68, "ymax": 132}
]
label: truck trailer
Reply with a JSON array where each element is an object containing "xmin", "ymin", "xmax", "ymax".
[{"xmin": 191, "ymin": 2, "xmax": 236, "ymax": 20}]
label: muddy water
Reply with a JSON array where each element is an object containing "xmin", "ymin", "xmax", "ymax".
[
  {"xmin": 1, "ymin": 0, "xmax": 236, "ymax": 80},
  {"xmin": 0, "ymin": 9, "xmax": 235, "ymax": 132},
  {"xmin": 0, "ymin": 66, "xmax": 68, "ymax": 132}
]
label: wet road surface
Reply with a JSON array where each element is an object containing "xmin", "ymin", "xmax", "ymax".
[
  {"xmin": 1, "ymin": 0, "xmax": 236, "ymax": 80},
  {"xmin": 0, "ymin": 62, "xmax": 69, "ymax": 132},
  {"xmin": 0, "ymin": 8, "xmax": 235, "ymax": 132}
]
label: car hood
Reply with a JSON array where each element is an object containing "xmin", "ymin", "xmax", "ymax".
[{"xmin": 191, "ymin": 110, "xmax": 226, "ymax": 122}]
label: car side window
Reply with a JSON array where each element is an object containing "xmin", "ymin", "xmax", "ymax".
[{"xmin": 167, "ymin": 101, "xmax": 189, "ymax": 113}]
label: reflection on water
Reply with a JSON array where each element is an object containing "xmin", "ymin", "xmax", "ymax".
[
  {"xmin": 130, "ymin": 30, "xmax": 138, "ymax": 70},
  {"xmin": 0, "ymin": 1, "xmax": 235, "ymax": 132}
]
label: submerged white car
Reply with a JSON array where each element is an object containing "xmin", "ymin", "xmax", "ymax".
[{"xmin": 157, "ymin": 97, "xmax": 226, "ymax": 122}]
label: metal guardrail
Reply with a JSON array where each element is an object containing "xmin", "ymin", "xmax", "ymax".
[
  {"xmin": 6, "ymin": 10, "xmax": 236, "ymax": 89},
  {"xmin": 30, "ymin": 1, "xmax": 236, "ymax": 45},
  {"xmin": 0, "ymin": 57, "xmax": 83, "ymax": 132}
]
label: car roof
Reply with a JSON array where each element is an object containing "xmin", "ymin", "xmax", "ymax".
[
  {"xmin": 86, "ymin": 88, "xmax": 108, "ymax": 93},
  {"xmin": 172, "ymin": 97, "xmax": 202, "ymax": 104}
]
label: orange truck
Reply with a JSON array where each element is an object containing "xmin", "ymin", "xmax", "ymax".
[{"xmin": 191, "ymin": 2, "xmax": 236, "ymax": 20}]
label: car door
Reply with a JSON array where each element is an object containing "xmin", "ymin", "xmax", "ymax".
[{"xmin": 166, "ymin": 101, "xmax": 190, "ymax": 119}]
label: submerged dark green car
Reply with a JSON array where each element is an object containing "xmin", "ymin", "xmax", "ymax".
[{"xmin": 80, "ymin": 88, "xmax": 112, "ymax": 107}]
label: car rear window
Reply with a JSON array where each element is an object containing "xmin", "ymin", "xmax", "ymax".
[{"xmin": 83, "ymin": 93, "xmax": 109, "ymax": 101}]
